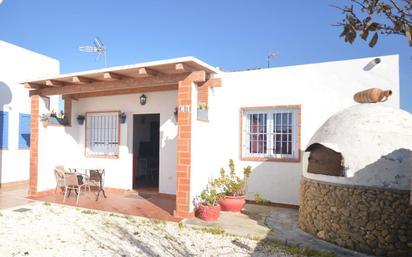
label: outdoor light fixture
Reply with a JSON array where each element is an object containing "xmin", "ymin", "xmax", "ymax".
[
  {"xmin": 363, "ymin": 58, "xmax": 381, "ymax": 71},
  {"xmin": 140, "ymin": 94, "xmax": 147, "ymax": 105}
]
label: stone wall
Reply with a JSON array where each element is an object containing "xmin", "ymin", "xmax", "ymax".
[{"xmin": 299, "ymin": 177, "xmax": 412, "ymax": 257}]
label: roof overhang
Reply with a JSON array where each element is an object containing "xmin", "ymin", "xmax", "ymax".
[{"xmin": 22, "ymin": 56, "xmax": 221, "ymax": 99}]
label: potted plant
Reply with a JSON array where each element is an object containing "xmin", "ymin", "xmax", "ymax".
[
  {"xmin": 77, "ymin": 114, "xmax": 85, "ymax": 125},
  {"xmin": 40, "ymin": 114, "xmax": 49, "ymax": 127},
  {"xmin": 196, "ymin": 186, "xmax": 222, "ymax": 221},
  {"xmin": 212, "ymin": 159, "xmax": 252, "ymax": 212},
  {"xmin": 48, "ymin": 110, "xmax": 68, "ymax": 125},
  {"xmin": 119, "ymin": 112, "xmax": 126, "ymax": 124},
  {"xmin": 197, "ymin": 102, "xmax": 208, "ymax": 121}
]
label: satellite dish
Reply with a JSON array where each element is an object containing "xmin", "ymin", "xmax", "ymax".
[{"xmin": 79, "ymin": 37, "xmax": 107, "ymax": 67}]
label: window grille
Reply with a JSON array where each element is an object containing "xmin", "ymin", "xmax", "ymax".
[
  {"xmin": 86, "ymin": 112, "xmax": 119, "ymax": 157},
  {"xmin": 243, "ymin": 107, "xmax": 299, "ymax": 160}
]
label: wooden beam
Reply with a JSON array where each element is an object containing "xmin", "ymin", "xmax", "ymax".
[
  {"xmin": 103, "ymin": 72, "xmax": 125, "ymax": 81},
  {"xmin": 69, "ymin": 84, "xmax": 178, "ymax": 99},
  {"xmin": 72, "ymin": 76, "xmax": 93, "ymax": 84},
  {"xmin": 185, "ymin": 71, "xmax": 207, "ymax": 83},
  {"xmin": 137, "ymin": 67, "xmax": 158, "ymax": 77},
  {"xmin": 30, "ymin": 72, "xmax": 190, "ymax": 96},
  {"xmin": 175, "ymin": 63, "xmax": 195, "ymax": 73},
  {"xmin": 45, "ymin": 80, "xmax": 64, "ymax": 87},
  {"xmin": 199, "ymin": 78, "xmax": 222, "ymax": 88},
  {"xmin": 24, "ymin": 83, "xmax": 42, "ymax": 89}
]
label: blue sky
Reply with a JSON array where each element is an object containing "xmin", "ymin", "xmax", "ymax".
[{"xmin": 0, "ymin": 0, "xmax": 410, "ymax": 111}]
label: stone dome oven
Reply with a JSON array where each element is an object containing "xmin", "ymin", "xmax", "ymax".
[{"xmin": 299, "ymin": 104, "xmax": 412, "ymax": 257}]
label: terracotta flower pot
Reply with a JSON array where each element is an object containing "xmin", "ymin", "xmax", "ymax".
[
  {"xmin": 197, "ymin": 203, "xmax": 221, "ymax": 221},
  {"xmin": 219, "ymin": 195, "xmax": 246, "ymax": 212},
  {"xmin": 41, "ymin": 120, "xmax": 48, "ymax": 127}
]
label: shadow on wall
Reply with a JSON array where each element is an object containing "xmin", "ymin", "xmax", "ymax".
[
  {"xmin": 305, "ymin": 146, "xmax": 412, "ymax": 189},
  {"xmin": 0, "ymin": 82, "xmax": 12, "ymax": 186},
  {"xmin": 246, "ymin": 152, "xmax": 304, "ymax": 203},
  {"xmin": 346, "ymin": 148, "xmax": 412, "ymax": 188}
]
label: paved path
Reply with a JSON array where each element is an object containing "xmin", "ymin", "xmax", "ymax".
[
  {"xmin": 186, "ymin": 204, "xmax": 375, "ymax": 257},
  {"xmin": 0, "ymin": 184, "xmax": 33, "ymax": 209}
]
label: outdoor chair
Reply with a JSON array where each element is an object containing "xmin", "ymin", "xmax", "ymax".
[
  {"xmin": 63, "ymin": 172, "xmax": 86, "ymax": 205},
  {"xmin": 83, "ymin": 169, "xmax": 107, "ymax": 201},
  {"xmin": 54, "ymin": 166, "xmax": 67, "ymax": 194}
]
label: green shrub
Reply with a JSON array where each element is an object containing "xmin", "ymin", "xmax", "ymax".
[{"xmin": 211, "ymin": 159, "xmax": 252, "ymax": 196}]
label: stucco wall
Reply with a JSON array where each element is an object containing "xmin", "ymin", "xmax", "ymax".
[
  {"xmin": 191, "ymin": 55, "xmax": 400, "ymax": 206},
  {"xmin": 0, "ymin": 41, "xmax": 59, "ymax": 184},
  {"xmin": 37, "ymin": 91, "xmax": 178, "ymax": 194}
]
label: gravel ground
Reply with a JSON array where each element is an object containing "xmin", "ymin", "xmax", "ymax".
[{"xmin": 0, "ymin": 202, "xmax": 293, "ymax": 257}]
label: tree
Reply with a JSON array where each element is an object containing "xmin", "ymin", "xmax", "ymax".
[{"xmin": 335, "ymin": 0, "xmax": 411, "ymax": 47}]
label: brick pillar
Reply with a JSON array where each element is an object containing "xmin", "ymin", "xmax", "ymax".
[
  {"xmin": 174, "ymin": 80, "xmax": 194, "ymax": 218},
  {"xmin": 197, "ymin": 84, "xmax": 208, "ymax": 106},
  {"xmin": 28, "ymin": 95, "xmax": 39, "ymax": 196}
]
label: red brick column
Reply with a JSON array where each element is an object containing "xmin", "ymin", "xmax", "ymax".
[
  {"xmin": 197, "ymin": 84, "xmax": 208, "ymax": 106},
  {"xmin": 174, "ymin": 80, "xmax": 194, "ymax": 218},
  {"xmin": 28, "ymin": 95, "xmax": 39, "ymax": 196}
]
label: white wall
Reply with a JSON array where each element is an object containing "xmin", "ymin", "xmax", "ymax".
[
  {"xmin": 37, "ymin": 91, "xmax": 178, "ymax": 194},
  {"xmin": 0, "ymin": 41, "xmax": 59, "ymax": 184},
  {"xmin": 190, "ymin": 55, "xmax": 400, "ymax": 206}
]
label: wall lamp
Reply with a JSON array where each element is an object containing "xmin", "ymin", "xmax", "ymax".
[
  {"xmin": 363, "ymin": 58, "xmax": 381, "ymax": 71},
  {"xmin": 140, "ymin": 94, "xmax": 147, "ymax": 105}
]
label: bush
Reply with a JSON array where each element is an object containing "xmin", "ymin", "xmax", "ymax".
[{"xmin": 212, "ymin": 159, "xmax": 252, "ymax": 197}]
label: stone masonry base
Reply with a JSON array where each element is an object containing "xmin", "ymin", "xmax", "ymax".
[{"xmin": 299, "ymin": 177, "xmax": 412, "ymax": 257}]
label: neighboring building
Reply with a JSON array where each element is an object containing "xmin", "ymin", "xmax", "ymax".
[
  {"xmin": 21, "ymin": 54, "xmax": 399, "ymax": 218},
  {"xmin": 0, "ymin": 41, "xmax": 59, "ymax": 187}
]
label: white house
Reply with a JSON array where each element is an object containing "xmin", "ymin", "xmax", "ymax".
[
  {"xmin": 21, "ymin": 54, "xmax": 399, "ymax": 218},
  {"xmin": 0, "ymin": 41, "xmax": 59, "ymax": 187}
]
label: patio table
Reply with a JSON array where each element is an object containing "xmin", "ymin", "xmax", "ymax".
[{"xmin": 69, "ymin": 168, "xmax": 107, "ymax": 201}]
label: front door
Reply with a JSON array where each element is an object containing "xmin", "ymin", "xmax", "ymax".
[{"xmin": 132, "ymin": 114, "xmax": 160, "ymax": 191}]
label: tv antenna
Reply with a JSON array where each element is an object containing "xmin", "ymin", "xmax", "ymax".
[
  {"xmin": 267, "ymin": 51, "xmax": 279, "ymax": 68},
  {"xmin": 79, "ymin": 37, "xmax": 107, "ymax": 67}
]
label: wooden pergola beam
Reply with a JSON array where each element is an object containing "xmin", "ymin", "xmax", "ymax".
[
  {"xmin": 185, "ymin": 70, "xmax": 207, "ymax": 83},
  {"xmin": 29, "ymin": 72, "xmax": 203, "ymax": 97},
  {"xmin": 199, "ymin": 78, "xmax": 222, "ymax": 88},
  {"xmin": 103, "ymin": 72, "xmax": 125, "ymax": 81},
  {"xmin": 69, "ymin": 84, "xmax": 178, "ymax": 99},
  {"xmin": 175, "ymin": 63, "xmax": 194, "ymax": 73},
  {"xmin": 24, "ymin": 83, "xmax": 42, "ymax": 89},
  {"xmin": 72, "ymin": 76, "xmax": 93, "ymax": 84},
  {"xmin": 137, "ymin": 67, "xmax": 159, "ymax": 77},
  {"xmin": 45, "ymin": 80, "xmax": 64, "ymax": 87}
]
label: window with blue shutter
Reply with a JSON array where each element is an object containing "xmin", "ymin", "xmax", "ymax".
[
  {"xmin": 19, "ymin": 113, "xmax": 31, "ymax": 149},
  {"xmin": 0, "ymin": 111, "xmax": 8, "ymax": 149}
]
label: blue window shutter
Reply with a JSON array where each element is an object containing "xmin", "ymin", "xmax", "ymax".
[
  {"xmin": 0, "ymin": 111, "xmax": 8, "ymax": 149},
  {"xmin": 19, "ymin": 113, "xmax": 31, "ymax": 149}
]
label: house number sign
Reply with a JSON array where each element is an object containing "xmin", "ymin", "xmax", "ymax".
[{"xmin": 179, "ymin": 105, "xmax": 190, "ymax": 113}]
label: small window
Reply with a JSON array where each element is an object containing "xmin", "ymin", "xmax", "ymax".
[
  {"xmin": 85, "ymin": 112, "xmax": 120, "ymax": 158},
  {"xmin": 19, "ymin": 113, "xmax": 31, "ymax": 149},
  {"xmin": 242, "ymin": 106, "xmax": 300, "ymax": 161},
  {"xmin": 0, "ymin": 111, "xmax": 9, "ymax": 149}
]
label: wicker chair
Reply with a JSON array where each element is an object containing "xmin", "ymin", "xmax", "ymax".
[
  {"xmin": 83, "ymin": 169, "xmax": 106, "ymax": 201},
  {"xmin": 54, "ymin": 166, "xmax": 66, "ymax": 194},
  {"xmin": 63, "ymin": 172, "xmax": 86, "ymax": 205}
]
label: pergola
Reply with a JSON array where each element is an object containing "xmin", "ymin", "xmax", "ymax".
[{"xmin": 22, "ymin": 57, "xmax": 221, "ymax": 218}]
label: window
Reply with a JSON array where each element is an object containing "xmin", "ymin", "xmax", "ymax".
[
  {"xmin": 241, "ymin": 106, "xmax": 300, "ymax": 161},
  {"xmin": 19, "ymin": 113, "xmax": 31, "ymax": 149},
  {"xmin": 85, "ymin": 112, "xmax": 120, "ymax": 158},
  {"xmin": 0, "ymin": 111, "xmax": 8, "ymax": 149}
]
